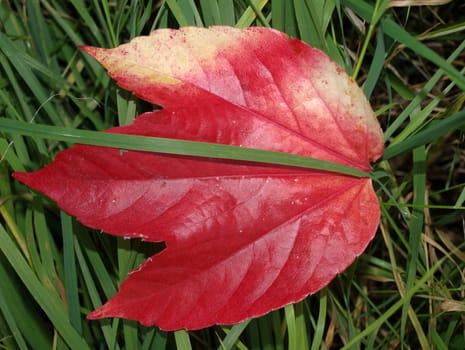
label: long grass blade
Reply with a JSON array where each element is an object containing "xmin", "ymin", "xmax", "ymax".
[
  {"xmin": 218, "ymin": 320, "xmax": 251, "ymax": 350},
  {"xmin": 383, "ymin": 27, "xmax": 465, "ymax": 141},
  {"xmin": 236, "ymin": 0, "xmax": 269, "ymax": 28},
  {"xmin": 383, "ymin": 109, "xmax": 465, "ymax": 160},
  {"xmin": 341, "ymin": 255, "xmax": 446, "ymax": 349},
  {"xmin": 0, "ymin": 118, "xmax": 369, "ymax": 177},
  {"xmin": 61, "ymin": 211, "xmax": 82, "ymax": 334},
  {"xmin": 401, "ymin": 146, "xmax": 428, "ymax": 348},
  {"xmin": 0, "ymin": 223, "xmax": 91, "ymax": 349},
  {"xmin": 344, "ymin": 0, "xmax": 465, "ymax": 91},
  {"xmin": 0, "ymin": 273, "xmax": 30, "ymax": 350},
  {"xmin": 174, "ymin": 329, "xmax": 192, "ymax": 350}
]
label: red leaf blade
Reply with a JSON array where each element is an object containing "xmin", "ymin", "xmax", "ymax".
[
  {"xmin": 85, "ymin": 176, "xmax": 378, "ymax": 330},
  {"xmin": 14, "ymin": 26, "xmax": 384, "ymax": 330}
]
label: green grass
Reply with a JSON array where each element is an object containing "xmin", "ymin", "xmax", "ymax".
[{"xmin": 1, "ymin": 0, "xmax": 465, "ymax": 349}]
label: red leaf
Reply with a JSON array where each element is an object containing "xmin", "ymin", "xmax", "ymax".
[{"xmin": 13, "ymin": 26, "xmax": 384, "ymax": 330}]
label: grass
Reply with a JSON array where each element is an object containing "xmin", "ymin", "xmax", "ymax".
[{"xmin": 1, "ymin": 0, "xmax": 465, "ymax": 349}]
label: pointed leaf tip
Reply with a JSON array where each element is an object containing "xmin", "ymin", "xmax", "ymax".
[
  {"xmin": 15, "ymin": 26, "xmax": 383, "ymax": 330},
  {"xmin": 78, "ymin": 45, "xmax": 97, "ymax": 56}
]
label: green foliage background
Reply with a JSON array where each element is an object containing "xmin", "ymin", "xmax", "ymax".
[{"xmin": 0, "ymin": 0, "xmax": 464, "ymax": 349}]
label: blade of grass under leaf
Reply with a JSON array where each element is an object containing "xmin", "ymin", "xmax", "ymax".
[
  {"xmin": 310, "ymin": 290, "xmax": 327, "ymax": 350},
  {"xmin": 199, "ymin": 0, "xmax": 222, "ymax": 26},
  {"xmin": 76, "ymin": 233, "xmax": 118, "ymax": 300},
  {"xmin": 383, "ymin": 109, "xmax": 465, "ymax": 160},
  {"xmin": 74, "ymin": 236, "xmax": 121, "ymax": 350},
  {"xmin": 244, "ymin": 0, "xmax": 269, "ymax": 27},
  {"xmin": 344, "ymin": 0, "xmax": 465, "ymax": 91},
  {"xmin": 257, "ymin": 314, "xmax": 274, "ymax": 349},
  {"xmin": 174, "ymin": 330, "xmax": 193, "ymax": 350},
  {"xmin": 294, "ymin": 302, "xmax": 308, "ymax": 349},
  {"xmin": 0, "ymin": 268, "xmax": 32, "ymax": 350},
  {"xmin": 0, "ymin": 223, "xmax": 91, "ymax": 349},
  {"xmin": 402, "ymin": 146, "xmax": 428, "ymax": 348},
  {"xmin": 61, "ymin": 212, "xmax": 82, "ymax": 333},
  {"xmin": 165, "ymin": 0, "xmax": 190, "ymax": 27},
  {"xmin": 362, "ymin": 26, "xmax": 386, "ymax": 99},
  {"xmin": 123, "ymin": 320, "xmax": 140, "ymax": 350},
  {"xmin": 218, "ymin": 320, "xmax": 251, "ymax": 350},
  {"xmin": 341, "ymin": 254, "xmax": 445, "ymax": 349},
  {"xmin": 236, "ymin": 0, "xmax": 269, "ymax": 28},
  {"xmin": 218, "ymin": 0, "xmax": 236, "ymax": 26}
]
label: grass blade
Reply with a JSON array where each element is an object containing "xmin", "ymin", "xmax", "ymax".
[
  {"xmin": 61, "ymin": 211, "xmax": 82, "ymax": 334},
  {"xmin": 310, "ymin": 290, "xmax": 327, "ymax": 350},
  {"xmin": 341, "ymin": 255, "xmax": 446, "ymax": 349},
  {"xmin": 174, "ymin": 329, "xmax": 192, "ymax": 350},
  {"xmin": 0, "ymin": 118, "xmax": 369, "ymax": 177},
  {"xmin": 383, "ymin": 27, "xmax": 464, "ymax": 141},
  {"xmin": 284, "ymin": 304, "xmax": 297, "ymax": 350},
  {"xmin": 0, "ymin": 268, "xmax": 33, "ymax": 350},
  {"xmin": 344, "ymin": 0, "xmax": 465, "ymax": 91},
  {"xmin": 236, "ymin": 0, "xmax": 269, "ymax": 28},
  {"xmin": 0, "ymin": 223, "xmax": 91, "ymax": 349},
  {"xmin": 218, "ymin": 320, "xmax": 251, "ymax": 350},
  {"xmin": 383, "ymin": 109, "xmax": 465, "ymax": 160},
  {"xmin": 401, "ymin": 146, "xmax": 428, "ymax": 348}
]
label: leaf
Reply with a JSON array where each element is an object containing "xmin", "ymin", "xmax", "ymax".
[{"xmin": 13, "ymin": 26, "xmax": 384, "ymax": 330}]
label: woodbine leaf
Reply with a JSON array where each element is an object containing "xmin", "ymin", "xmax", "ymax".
[{"xmin": 13, "ymin": 26, "xmax": 384, "ymax": 330}]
